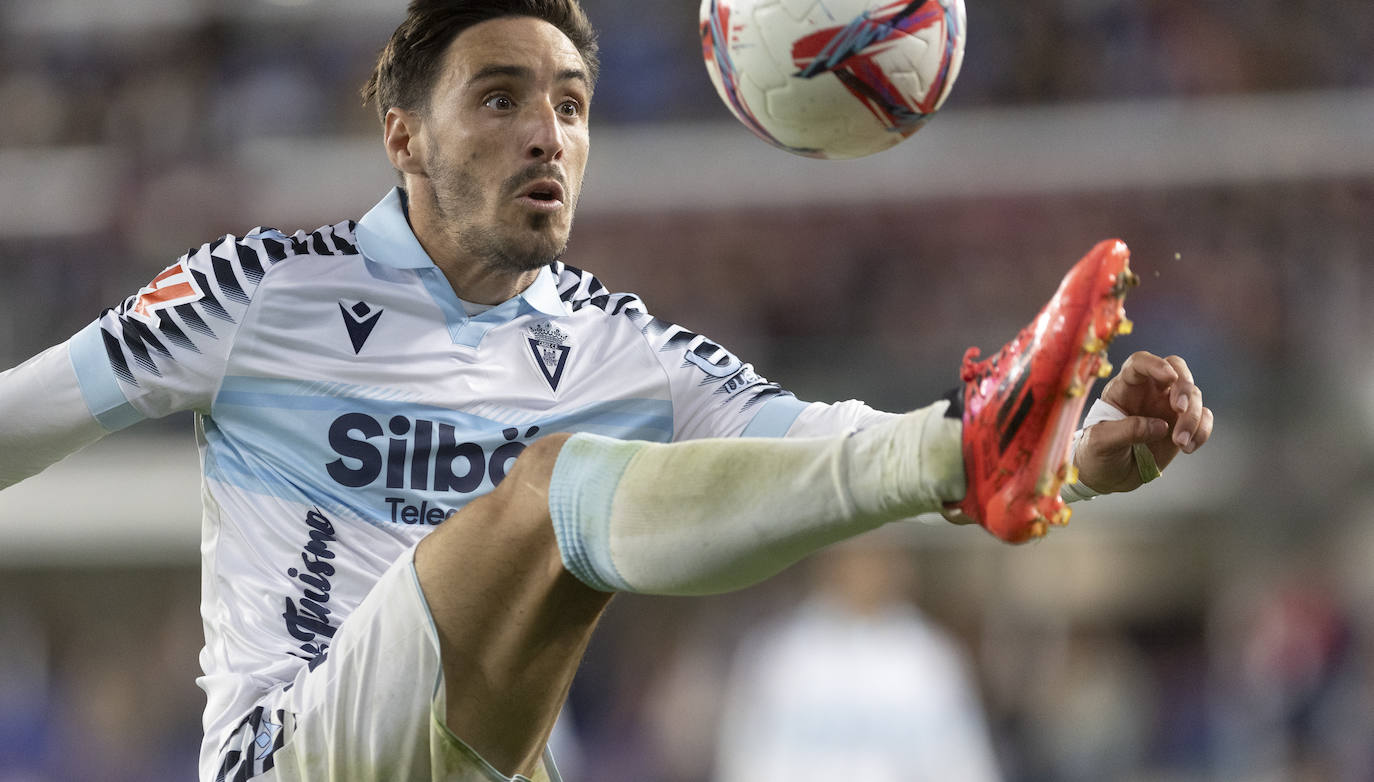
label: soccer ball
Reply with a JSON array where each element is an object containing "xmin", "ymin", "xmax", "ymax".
[{"xmin": 700, "ymin": 0, "xmax": 967, "ymax": 159}]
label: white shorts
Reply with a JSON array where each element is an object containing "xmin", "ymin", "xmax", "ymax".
[{"xmin": 211, "ymin": 548, "xmax": 562, "ymax": 782}]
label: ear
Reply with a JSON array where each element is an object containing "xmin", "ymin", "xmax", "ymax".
[{"xmin": 383, "ymin": 108, "xmax": 426, "ymax": 176}]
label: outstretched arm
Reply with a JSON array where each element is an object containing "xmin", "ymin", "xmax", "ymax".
[
  {"xmin": 1073, "ymin": 351, "xmax": 1214, "ymax": 494},
  {"xmin": 0, "ymin": 341, "xmax": 110, "ymax": 489}
]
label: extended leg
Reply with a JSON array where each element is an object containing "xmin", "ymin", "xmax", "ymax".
[
  {"xmin": 413, "ymin": 400, "xmax": 963, "ymax": 777},
  {"xmin": 550, "ymin": 401, "xmax": 964, "ymax": 595}
]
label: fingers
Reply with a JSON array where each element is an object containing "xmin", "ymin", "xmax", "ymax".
[
  {"xmin": 1101, "ymin": 351, "xmax": 1213, "ymax": 456},
  {"xmin": 1073, "ymin": 414, "xmax": 1172, "ymax": 493},
  {"xmin": 1086, "ymin": 415, "xmax": 1169, "ymax": 450},
  {"xmin": 1163, "ymin": 354, "xmax": 1208, "ymax": 453},
  {"xmin": 1191, "ymin": 404, "xmax": 1215, "ymax": 452},
  {"xmin": 1100, "ymin": 351, "xmax": 1179, "ymax": 414},
  {"xmin": 1114, "ymin": 351, "xmax": 1180, "ymax": 390}
]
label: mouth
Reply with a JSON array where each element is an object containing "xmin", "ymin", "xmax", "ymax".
[{"xmin": 516, "ymin": 179, "xmax": 566, "ymax": 212}]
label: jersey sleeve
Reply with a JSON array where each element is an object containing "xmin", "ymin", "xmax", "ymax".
[
  {"xmin": 0, "ymin": 341, "xmax": 108, "ymax": 488},
  {"xmin": 68, "ymin": 229, "xmax": 304, "ymax": 423},
  {"xmin": 551, "ymin": 263, "xmax": 810, "ymax": 441},
  {"xmin": 616, "ymin": 311, "xmax": 895, "ymax": 442},
  {"xmin": 0, "ymin": 228, "xmax": 306, "ymax": 487},
  {"xmin": 628, "ymin": 311, "xmax": 812, "ymax": 441}
]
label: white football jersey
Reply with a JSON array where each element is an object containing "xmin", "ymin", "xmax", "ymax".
[
  {"xmin": 0, "ymin": 188, "xmax": 899, "ymax": 778},
  {"xmin": 58, "ymin": 189, "xmax": 841, "ymax": 767}
]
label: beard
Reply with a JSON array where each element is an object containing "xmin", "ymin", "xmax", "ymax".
[{"xmin": 428, "ymin": 153, "xmax": 573, "ymax": 274}]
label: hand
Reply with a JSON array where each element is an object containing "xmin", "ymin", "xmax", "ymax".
[{"xmin": 1074, "ymin": 351, "xmax": 1214, "ymax": 494}]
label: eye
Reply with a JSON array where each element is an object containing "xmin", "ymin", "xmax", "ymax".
[
  {"xmin": 557, "ymin": 99, "xmax": 582, "ymax": 118},
  {"xmin": 483, "ymin": 94, "xmax": 514, "ymax": 111}
]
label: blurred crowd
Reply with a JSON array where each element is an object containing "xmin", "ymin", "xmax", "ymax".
[
  {"xmin": 1, "ymin": 0, "xmax": 1373, "ymax": 780},
  {"xmin": 1, "ymin": 0, "xmax": 1370, "ymax": 147}
]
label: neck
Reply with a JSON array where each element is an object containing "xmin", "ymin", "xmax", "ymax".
[{"xmin": 403, "ymin": 184, "xmax": 541, "ymax": 306}]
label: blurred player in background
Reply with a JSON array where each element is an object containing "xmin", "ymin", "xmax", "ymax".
[
  {"xmin": 0, "ymin": 0, "xmax": 1212, "ymax": 780},
  {"xmin": 716, "ymin": 537, "xmax": 1003, "ymax": 781}
]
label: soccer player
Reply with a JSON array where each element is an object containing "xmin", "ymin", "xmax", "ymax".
[{"xmin": 0, "ymin": 1, "xmax": 1213, "ymax": 780}]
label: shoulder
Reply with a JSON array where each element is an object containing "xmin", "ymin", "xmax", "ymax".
[
  {"xmin": 550, "ymin": 261, "xmax": 696, "ymax": 351},
  {"xmin": 231, "ymin": 220, "xmax": 361, "ymax": 277},
  {"xmin": 150, "ymin": 221, "xmax": 361, "ymax": 306},
  {"xmin": 105, "ymin": 221, "xmax": 363, "ymax": 349},
  {"xmin": 551, "ymin": 261, "xmax": 645, "ymax": 319}
]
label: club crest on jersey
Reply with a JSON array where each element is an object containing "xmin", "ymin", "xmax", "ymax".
[
  {"xmin": 526, "ymin": 321, "xmax": 571, "ymax": 392},
  {"xmin": 129, "ymin": 261, "xmax": 203, "ymax": 326}
]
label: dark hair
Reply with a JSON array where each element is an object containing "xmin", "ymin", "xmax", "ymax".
[{"xmin": 362, "ymin": 0, "xmax": 599, "ymax": 124}]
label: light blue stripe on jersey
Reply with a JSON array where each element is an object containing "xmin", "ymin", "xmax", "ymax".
[
  {"xmin": 740, "ymin": 395, "xmax": 809, "ymax": 438},
  {"xmin": 200, "ymin": 416, "xmax": 371, "ymax": 523},
  {"xmin": 204, "ymin": 376, "xmax": 676, "ymax": 522},
  {"xmin": 215, "ymin": 376, "xmax": 676, "ymax": 439},
  {"xmin": 68, "ymin": 321, "xmax": 144, "ymax": 432},
  {"xmin": 533, "ymin": 400, "xmax": 674, "ymax": 441}
]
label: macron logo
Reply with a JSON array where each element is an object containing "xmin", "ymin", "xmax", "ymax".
[{"xmin": 339, "ymin": 300, "xmax": 383, "ymax": 354}]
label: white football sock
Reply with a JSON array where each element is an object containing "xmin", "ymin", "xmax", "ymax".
[{"xmin": 548, "ymin": 400, "xmax": 963, "ymax": 595}]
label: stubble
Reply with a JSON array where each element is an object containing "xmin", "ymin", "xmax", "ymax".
[{"xmin": 429, "ymin": 153, "xmax": 570, "ymax": 274}]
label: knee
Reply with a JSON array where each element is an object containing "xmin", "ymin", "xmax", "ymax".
[
  {"xmin": 420, "ymin": 433, "xmax": 575, "ymax": 575},
  {"xmin": 455, "ymin": 432, "xmax": 572, "ymax": 539},
  {"xmin": 490, "ymin": 432, "xmax": 573, "ymax": 507}
]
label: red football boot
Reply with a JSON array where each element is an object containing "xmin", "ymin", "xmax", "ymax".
[{"xmin": 950, "ymin": 239, "xmax": 1139, "ymax": 543}]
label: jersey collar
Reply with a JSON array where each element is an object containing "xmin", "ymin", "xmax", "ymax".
[{"xmin": 355, "ymin": 187, "xmax": 567, "ymax": 318}]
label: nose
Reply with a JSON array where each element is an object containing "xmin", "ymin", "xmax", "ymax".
[{"xmin": 524, "ymin": 100, "xmax": 565, "ymax": 162}]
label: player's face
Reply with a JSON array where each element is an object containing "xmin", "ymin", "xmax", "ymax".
[{"xmin": 420, "ymin": 17, "xmax": 591, "ymax": 273}]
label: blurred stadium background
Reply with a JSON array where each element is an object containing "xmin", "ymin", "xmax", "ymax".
[{"xmin": 1, "ymin": 0, "xmax": 1372, "ymax": 779}]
